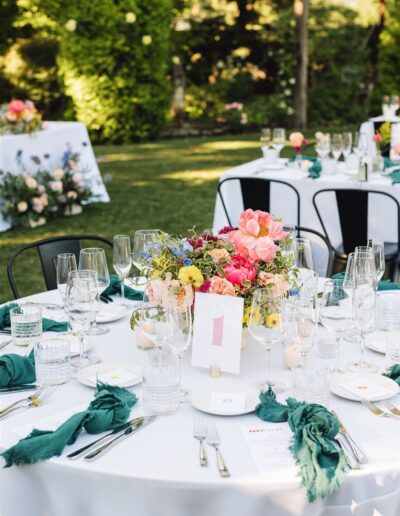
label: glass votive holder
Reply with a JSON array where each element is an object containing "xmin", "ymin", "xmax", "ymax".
[
  {"xmin": 316, "ymin": 338, "xmax": 336, "ymax": 359},
  {"xmin": 376, "ymin": 294, "xmax": 400, "ymax": 331},
  {"xmin": 142, "ymin": 348, "xmax": 180, "ymax": 416},
  {"xmin": 292, "ymin": 364, "xmax": 330, "ymax": 407},
  {"xmin": 34, "ymin": 338, "xmax": 71, "ymax": 385},
  {"xmin": 10, "ymin": 305, "xmax": 42, "ymax": 346},
  {"xmin": 386, "ymin": 331, "xmax": 400, "ymax": 367}
]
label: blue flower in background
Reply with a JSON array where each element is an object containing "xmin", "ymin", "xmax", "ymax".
[{"xmin": 183, "ymin": 258, "xmax": 192, "ymax": 266}]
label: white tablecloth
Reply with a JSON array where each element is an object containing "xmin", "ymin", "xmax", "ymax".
[
  {"xmin": 212, "ymin": 159, "xmax": 400, "ymax": 254},
  {"xmin": 1, "ymin": 289, "xmax": 400, "ymax": 516},
  {"xmin": 0, "ymin": 122, "xmax": 110, "ymax": 232}
]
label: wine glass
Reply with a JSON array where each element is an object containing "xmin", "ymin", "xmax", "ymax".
[
  {"xmin": 79, "ymin": 248, "xmax": 110, "ymax": 335},
  {"xmin": 113, "ymin": 235, "xmax": 132, "ymax": 304},
  {"xmin": 348, "ymin": 281, "xmax": 378, "ymax": 373},
  {"xmin": 342, "ymin": 132, "xmax": 352, "ymax": 160},
  {"xmin": 260, "ymin": 128, "xmax": 271, "ymax": 150},
  {"xmin": 315, "ymin": 133, "xmax": 330, "ymax": 160},
  {"xmin": 131, "ymin": 230, "xmax": 161, "ymax": 275},
  {"xmin": 57, "ymin": 253, "xmax": 77, "ymax": 302},
  {"xmin": 353, "ymin": 132, "xmax": 368, "ymax": 159},
  {"xmin": 294, "ymin": 296, "xmax": 317, "ymax": 366},
  {"xmin": 319, "ymin": 279, "xmax": 353, "ymax": 372},
  {"xmin": 248, "ymin": 288, "xmax": 286, "ymax": 393},
  {"xmin": 331, "ymin": 133, "xmax": 343, "ymax": 170},
  {"xmin": 272, "ymin": 128, "xmax": 286, "ymax": 157},
  {"xmin": 367, "ymin": 239, "xmax": 385, "ymax": 282},
  {"xmin": 167, "ymin": 289, "xmax": 192, "ymax": 401},
  {"xmin": 281, "ymin": 225, "xmax": 295, "ymax": 263},
  {"xmin": 353, "ymin": 248, "xmax": 377, "ymax": 286},
  {"xmin": 65, "ymin": 277, "xmax": 99, "ymax": 368},
  {"xmin": 68, "ymin": 269, "xmax": 103, "ymax": 336},
  {"xmin": 382, "ymin": 95, "xmax": 390, "ymax": 118}
]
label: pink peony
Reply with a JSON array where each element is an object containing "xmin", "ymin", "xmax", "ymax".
[
  {"xmin": 147, "ymin": 279, "xmax": 167, "ymax": 307},
  {"xmin": 227, "ymin": 209, "xmax": 288, "ymax": 263},
  {"xmin": 209, "ymin": 276, "xmax": 236, "ymax": 296},
  {"xmin": 289, "ymin": 132, "xmax": 305, "ymax": 148},
  {"xmin": 258, "ymin": 272, "xmax": 289, "ymax": 298},
  {"xmin": 8, "ymin": 100, "xmax": 27, "ymax": 114},
  {"xmin": 223, "ymin": 255, "xmax": 256, "ymax": 288},
  {"xmin": 373, "ymin": 134, "xmax": 382, "ymax": 143}
]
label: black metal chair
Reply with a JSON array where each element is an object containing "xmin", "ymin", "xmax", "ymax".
[
  {"xmin": 7, "ymin": 234, "xmax": 113, "ymax": 299},
  {"xmin": 217, "ymin": 177, "xmax": 301, "ymax": 228},
  {"xmin": 294, "ymin": 226, "xmax": 335, "ymax": 278},
  {"xmin": 312, "ymin": 188, "xmax": 400, "ymax": 278}
]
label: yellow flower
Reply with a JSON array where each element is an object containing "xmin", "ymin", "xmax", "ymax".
[
  {"xmin": 242, "ymin": 306, "xmax": 252, "ymax": 326},
  {"xmin": 178, "ymin": 265, "xmax": 203, "ymax": 288},
  {"xmin": 142, "ymin": 35, "xmax": 152, "ymax": 46},
  {"xmin": 266, "ymin": 313, "xmax": 281, "ymax": 328},
  {"xmin": 65, "ymin": 19, "xmax": 77, "ymax": 32},
  {"xmin": 151, "ymin": 270, "xmax": 162, "ymax": 279}
]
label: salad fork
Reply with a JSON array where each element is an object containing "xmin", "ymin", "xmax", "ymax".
[
  {"xmin": 206, "ymin": 422, "xmax": 230, "ymax": 478},
  {"xmin": 361, "ymin": 399, "xmax": 399, "ymax": 419},
  {"xmin": 0, "ymin": 385, "xmax": 55, "ymax": 420},
  {"xmin": 193, "ymin": 418, "xmax": 208, "ymax": 467},
  {"xmin": 382, "ymin": 400, "xmax": 400, "ymax": 417}
]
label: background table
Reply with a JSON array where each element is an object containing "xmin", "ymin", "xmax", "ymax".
[
  {"xmin": 1, "ymin": 289, "xmax": 400, "ymax": 516},
  {"xmin": 0, "ymin": 122, "xmax": 110, "ymax": 232}
]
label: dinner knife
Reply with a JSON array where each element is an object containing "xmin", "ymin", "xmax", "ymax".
[
  {"xmin": 331, "ymin": 410, "xmax": 368, "ymax": 464},
  {"xmin": 335, "ymin": 434, "xmax": 360, "ymax": 470},
  {"xmin": 84, "ymin": 416, "xmax": 154, "ymax": 462},
  {"xmin": 0, "ymin": 384, "xmax": 37, "ymax": 394},
  {"xmin": 0, "ymin": 337, "xmax": 12, "ymax": 350},
  {"xmin": 67, "ymin": 416, "xmax": 152, "ymax": 460}
]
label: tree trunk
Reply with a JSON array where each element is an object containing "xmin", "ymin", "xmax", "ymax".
[
  {"xmin": 172, "ymin": 61, "xmax": 186, "ymax": 126},
  {"xmin": 294, "ymin": 0, "xmax": 309, "ymax": 129}
]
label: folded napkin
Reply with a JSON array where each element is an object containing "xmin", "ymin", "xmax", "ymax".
[
  {"xmin": 100, "ymin": 275, "xmax": 144, "ymax": 303},
  {"xmin": 0, "ymin": 350, "xmax": 35, "ymax": 388},
  {"xmin": 256, "ymin": 388, "xmax": 345, "ymax": 502},
  {"xmin": 383, "ymin": 363, "xmax": 400, "ymax": 385},
  {"xmin": 1, "ymin": 383, "xmax": 137, "ymax": 467},
  {"xmin": 289, "ymin": 155, "xmax": 322, "ymax": 179},
  {"xmin": 332, "ymin": 272, "xmax": 400, "ymax": 291},
  {"xmin": 383, "ymin": 157, "xmax": 400, "ymax": 184},
  {"xmin": 0, "ymin": 303, "xmax": 68, "ymax": 333}
]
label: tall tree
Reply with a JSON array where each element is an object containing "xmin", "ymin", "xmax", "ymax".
[{"xmin": 294, "ymin": 0, "xmax": 308, "ymax": 129}]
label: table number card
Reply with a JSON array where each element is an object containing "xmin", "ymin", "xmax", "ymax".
[{"xmin": 191, "ymin": 292, "xmax": 244, "ymax": 374}]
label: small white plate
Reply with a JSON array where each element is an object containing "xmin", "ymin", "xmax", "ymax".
[
  {"xmin": 77, "ymin": 362, "xmax": 142, "ymax": 388},
  {"xmin": 96, "ymin": 304, "xmax": 127, "ymax": 324},
  {"xmin": 365, "ymin": 331, "xmax": 386, "ymax": 354},
  {"xmin": 330, "ymin": 372, "xmax": 399, "ymax": 401},
  {"xmin": 190, "ymin": 383, "xmax": 259, "ymax": 416}
]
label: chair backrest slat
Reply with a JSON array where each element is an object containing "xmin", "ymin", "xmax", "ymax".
[{"xmin": 335, "ymin": 190, "xmax": 368, "ymax": 254}]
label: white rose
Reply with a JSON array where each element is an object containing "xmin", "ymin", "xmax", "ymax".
[
  {"xmin": 32, "ymin": 198, "xmax": 44, "ymax": 213},
  {"xmin": 17, "ymin": 201, "xmax": 28, "ymax": 213},
  {"xmin": 315, "ymin": 131, "xmax": 323, "ymax": 139},
  {"xmin": 50, "ymin": 180, "xmax": 63, "ymax": 193},
  {"xmin": 65, "ymin": 19, "xmax": 77, "ymax": 32},
  {"xmin": 72, "ymin": 172, "xmax": 83, "ymax": 182},
  {"xmin": 142, "ymin": 35, "xmax": 152, "ymax": 46},
  {"xmin": 67, "ymin": 190, "xmax": 78, "ymax": 199},
  {"xmin": 125, "ymin": 12, "xmax": 137, "ymax": 23},
  {"xmin": 25, "ymin": 176, "xmax": 38, "ymax": 189},
  {"xmin": 52, "ymin": 168, "xmax": 64, "ymax": 180}
]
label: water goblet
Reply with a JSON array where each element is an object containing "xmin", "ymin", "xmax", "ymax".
[
  {"xmin": 57, "ymin": 253, "xmax": 77, "ymax": 303},
  {"xmin": 113, "ymin": 235, "xmax": 132, "ymax": 305}
]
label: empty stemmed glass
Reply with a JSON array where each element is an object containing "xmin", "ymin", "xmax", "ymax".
[
  {"xmin": 248, "ymin": 288, "xmax": 286, "ymax": 393},
  {"xmin": 367, "ymin": 239, "xmax": 385, "ymax": 283},
  {"xmin": 342, "ymin": 132, "xmax": 352, "ymax": 162},
  {"xmin": 294, "ymin": 296, "xmax": 317, "ymax": 366},
  {"xmin": 293, "ymin": 237, "xmax": 314, "ymax": 294},
  {"xmin": 353, "ymin": 133, "xmax": 368, "ymax": 160},
  {"xmin": 57, "ymin": 253, "xmax": 77, "ymax": 303},
  {"xmin": 315, "ymin": 133, "xmax": 330, "ymax": 160},
  {"xmin": 113, "ymin": 235, "xmax": 132, "ymax": 305},
  {"xmin": 79, "ymin": 248, "xmax": 110, "ymax": 335},
  {"xmin": 272, "ymin": 128, "xmax": 286, "ymax": 158},
  {"xmin": 260, "ymin": 128, "xmax": 271, "ymax": 150},
  {"xmin": 131, "ymin": 229, "xmax": 161, "ymax": 275},
  {"xmin": 319, "ymin": 279, "xmax": 353, "ymax": 372},
  {"xmin": 331, "ymin": 133, "xmax": 343, "ymax": 171},
  {"xmin": 65, "ymin": 277, "xmax": 99, "ymax": 369}
]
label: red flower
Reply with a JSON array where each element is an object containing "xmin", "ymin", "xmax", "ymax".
[
  {"xmin": 188, "ymin": 237, "xmax": 204, "ymax": 248},
  {"xmin": 373, "ymin": 134, "xmax": 383, "ymax": 143},
  {"xmin": 218, "ymin": 226, "xmax": 235, "ymax": 235},
  {"xmin": 223, "ymin": 255, "xmax": 256, "ymax": 288},
  {"xmin": 197, "ymin": 280, "xmax": 211, "ymax": 293}
]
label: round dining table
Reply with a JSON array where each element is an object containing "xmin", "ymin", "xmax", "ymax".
[{"xmin": 1, "ymin": 289, "xmax": 400, "ymax": 516}]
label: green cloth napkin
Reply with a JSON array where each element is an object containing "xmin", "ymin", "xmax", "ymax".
[
  {"xmin": 332, "ymin": 272, "xmax": 400, "ymax": 291},
  {"xmin": 256, "ymin": 387, "xmax": 345, "ymax": 503},
  {"xmin": 1, "ymin": 383, "xmax": 137, "ymax": 467},
  {"xmin": 289, "ymin": 155, "xmax": 321, "ymax": 179},
  {"xmin": 383, "ymin": 157, "xmax": 400, "ymax": 184},
  {"xmin": 0, "ymin": 350, "xmax": 35, "ymax": 388},
  {"xmin": 383, "ymin": 364, "xmax": 400, "ymax": 385},
  {"xmin": 100, "ymin": 274, "xmax": 144, "ymax": 303},
  {"xmin": 0, "ymin": 303, "xmax": 68, "ymax": 333}
]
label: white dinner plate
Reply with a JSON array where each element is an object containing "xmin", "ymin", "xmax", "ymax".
[
  {"xmin": 365, "ymin": 331, "xmax": 386, "ymax": 354},
  {"xmin": 190, "ymin": 383, "xmax": 260, "ymax": 416},
  {"xmin": 41, "ymin": 333, "xmax": 92, "ymax": 357},
  {"xmin": 77, "ymin": 362, "xmax": 143, "ymax": 388},
  {"xmin": 96, "ymin": 304, "xmax": 127, "ymax": 324},
  {"xmin": 330, "ymin": 372, "xmax": 399, "ymax": 401}
]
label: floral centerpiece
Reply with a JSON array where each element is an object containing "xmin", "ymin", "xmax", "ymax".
[
  {"xmin": 131, "ymin": 209, "xmax": 292, "ymax": 329},
  {"xmin": 0, "ymin": 100, "xmax": 44, "ymax": 135},
  {"xmin": 373, "ymin": 121, "xmax": 391, "ymax": 157}
]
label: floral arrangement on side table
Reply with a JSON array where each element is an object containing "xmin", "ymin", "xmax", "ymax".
[
  {"xmin": 131, "ymin": 209, "xmax": 293, "ymax": 328},
  {"xmin": 0, "ymin": 100, "xmax": 44, "ymax": 135}
]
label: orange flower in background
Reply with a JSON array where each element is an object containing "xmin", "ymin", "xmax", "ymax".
[{"xmin": 209, "ymin": 276, "xmax": 236, "ymax": 296}]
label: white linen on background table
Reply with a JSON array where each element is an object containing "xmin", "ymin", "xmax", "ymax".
[
  {"xmin": 1, "ymin": 289, "xmax": 400, "ymax": 516},
  {"xmin": 0, "ymin": 122, "xmax": 110, "ymax": 232}
]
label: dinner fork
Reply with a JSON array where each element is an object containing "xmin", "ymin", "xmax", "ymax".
[
  {"xmin": 361, "ymin": 399, "xmax": 399, "ymax": 419},
  {"xmin": 381, "ymin": 400, "xmax": 400, "ymax": 417},
  {"xmin": 206, "ymin": 422, "xmax": 230, "ymax": 478},
  {"xmin": 193, "ymin": 418, "xmax": 208, "ymax": 467},
  {"xmin": 0, "ymin": 385, "xmax": 55, "ymax": 420}
]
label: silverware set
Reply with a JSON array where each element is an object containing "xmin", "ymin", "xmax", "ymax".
[
  {"xmin": 193, "ymin": 419, "xmax": 230, "ymax": 477},
  {"xmin": 361, "ymin": 399, "xmax": 400, "ymax": 419},
  {"xmin": 0, "ymin": 385, "xmax": 55, "ymax": 420},
  {"xmin": 67, "ymin": 416, "xmax": 154, "ymax": 461},
  {"xmin": 332, "ymin": 410, "xmax": 367, "ymax": 470}
]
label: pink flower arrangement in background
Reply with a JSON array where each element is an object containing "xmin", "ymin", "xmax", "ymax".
[
  {"xmin": 227, "ymin": 209, "xmax": 288, "ymax": 263},
  {"xmin": 289, "ymin": 132, "xmax": 307, "ymax": 153},
  {"xmin": 0, "ymin": 99, "xmax": 43, "ymax": 134}
]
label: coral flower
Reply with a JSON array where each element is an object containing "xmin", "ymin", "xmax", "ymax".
[
  {"xmin": 209, "ymin": 276, "xmax": 236, "ymax": 296},
  {"xmin": 223, "ymin": 255, "xmax": 256, "ymax": 287},
  {"xmin": 258, "ymin": 272, "xmax": 289, "ymax": 298},
  {"xmin": 227, "ymin": 209, "xmax": 288, "ymax": 263},
  {"xmin": 9, "ymin": 100, "xmax": 27, "ymax": 115}
]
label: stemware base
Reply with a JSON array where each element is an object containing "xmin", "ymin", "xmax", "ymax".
[
  {"xmin": 346, "ymin": 360, "xmax": 379, "ymax": 373},
  {"xmin": 71, "ymin": 355, "xmax": 101, "ymax": 369},
  {"xmin": 179, "ymin": 388, "xmax": 189, "ymax": 403},
  {"xmin": 254, "ymin": 380, "xmax": 287, "ymax": 394},
  {"xmin": 87, "ymin": 326, "xmax": 110, "ymax": 336}
]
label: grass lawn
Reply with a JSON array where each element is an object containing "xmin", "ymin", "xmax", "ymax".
[{"xmin": 0, "ymin": 132, "xmax": 266, "ymax": 303}]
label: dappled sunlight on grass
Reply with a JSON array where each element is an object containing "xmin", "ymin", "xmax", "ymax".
[
  {"xmin": 160, "ymin": 169, "xmax": 223, "ymax": 184},
  {"xmin": 198, "ymin": 140, "xmax": 260, "ymax": 151}
]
